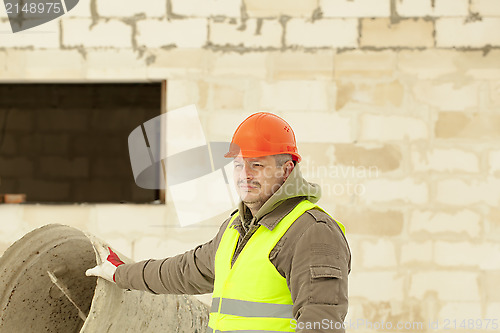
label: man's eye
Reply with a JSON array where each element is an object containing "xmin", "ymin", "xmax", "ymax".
[{"xmin": 252, "ymin": 163, "xmax": 263, "ymax": 168}]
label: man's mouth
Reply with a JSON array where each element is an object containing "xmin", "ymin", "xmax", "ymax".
[{"xmin": 238, "ymin": 182, "xmax": 259, "ymax": 189}]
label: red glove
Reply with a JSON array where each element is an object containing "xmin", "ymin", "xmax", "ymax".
[
  {"xmin": 86, "ymin": 247, "xmax": 125, "ymax": 283},
  {"xmin": 107, "ymin": 248, "xmax": 125, "ymax": 270}
]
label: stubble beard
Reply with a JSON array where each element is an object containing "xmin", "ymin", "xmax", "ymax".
[{"xmin": 240, "ymin": 177, "xmax": 286, "ymax": 212}]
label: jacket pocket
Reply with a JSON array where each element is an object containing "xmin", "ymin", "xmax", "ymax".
[{"xmin": 309, "ymin": 265, "xmax": 341, "ymax": 305}]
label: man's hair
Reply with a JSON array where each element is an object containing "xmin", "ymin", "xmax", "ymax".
[{"xmin": 274, "ymin": 153, "xmax": 293, "ymax": 167}]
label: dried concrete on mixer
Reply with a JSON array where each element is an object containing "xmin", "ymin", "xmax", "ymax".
[{"xmin": 0, "ymin": 224, "xmax": 209, "ymax": 333}]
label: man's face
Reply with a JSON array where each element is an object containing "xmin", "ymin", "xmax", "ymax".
[{"xmin": 233, "ymin": 155, "xmax": 289, "ymax": 211}]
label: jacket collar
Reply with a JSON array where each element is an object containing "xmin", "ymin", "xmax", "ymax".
[
  {"xmin": 231, "ymin": 196, "xmax": 304, "ymax": 233},
  {"xmin": 256, "ymin": 196, "xmax": 305, "ymax": 230}
]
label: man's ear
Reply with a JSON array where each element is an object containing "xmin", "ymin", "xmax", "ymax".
[{"xmin": 283, "ymin": 160, "xmax": 295, "ymax": 180}]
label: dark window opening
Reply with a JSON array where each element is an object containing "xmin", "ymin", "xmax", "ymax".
[{"xmin": 0, "ymin": 83, "xmax": 162, "ymax": 203}]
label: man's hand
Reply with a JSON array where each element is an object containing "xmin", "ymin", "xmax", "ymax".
[{"xmin": 86, "ymin": 247, "xmax": 125, "ymax": 283}]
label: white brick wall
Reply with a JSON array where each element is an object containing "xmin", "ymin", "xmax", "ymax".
[
  {"xmin": 339, "ymin": 81, "xmax": 404, "ymax": 108},
  {"xmin": 489, "ymin": 150, "xmax": 500, "ymax": 175},
  {"xmin": 244, "ymin": 0, "xmax": 317, "ymax": 18},
  {"xmin": 23, "ymin": 205, "xmax": 91, "ymax": 231},
  {"xmin": 86, "ymin": 49, "xmax": 147, "ymax": 80},
  {"xmin": 361, "ymin": 18, "xmax": 434, "ymax": 48},
  {"xmin": 134, "ymin": 226, "xmax": 218, "ymax": 261},
  {"xmin": 269, "ymin": 50, "xmax": 335, "ymax": 80},
  {"xmin": 486, "ymin": 303, "xmax": 500, "ymax": 318},
  {"xmin": 465, "ymin": 51, "xmax": 500, "ymax": 79},
  {"xmin": 471, "ymin": 0, "xmax": 500, "ymax": 16},
  {"xmin": 0, "ymin": 206, "xmax": 29, "ymax": 245},
  {"xmin": 361, "ymin": 239, "xmax": 397, "ymax": 267},
  {"xmin": 434, "ymin": 0, "xmax": 468, "ymax": 16},
  {"xmin": 436, "ymin": 18, "xmax": 500, "ymax": 48},
  {"xmin": 0, "ymin": 4, "xmax": 8, "ymax": 18},
  {"xmin": 146, "ymin": 49, "xmax": 207, "ymax": 79},
  {"xmin": 397, "ymin": 50, "xmax": 458, "ymax": 79},
  {"xmin": 434, "ymin": 241, "xmax": 477, "ymax": 267},
  {"xmin": 171, "ymin": 0, "xmax": 241, "ymax": 17},
  {"xmin": 205, "ymin": 110, "xmax": 257, "ymax": 141},
  {"xmin": 260, "ymin": 81, "xmax": 331, "ymax": 112},
  {"xmin": 359, "ymin": 115, "xmax": 428, "ymax": 141},
  {"xmin": 436, "ymin": 178, "xmax": 500, "ymax": 206},
  {"xmin": 413, "ymin": 82, "xmax": 481, "ymax": 111},
  {"xmin": 1, "ymin": 49, "xmax": 85, "ymax": 80},
  {"xmin": 134, "ymin": 237, "xmax": 190, "ymax": 261},
  {"xmin": 434, "ymin": 241, "xmax": 500, "ymax": 269},
  {"xmin": 97, "ymin": 0, "xmax": 166, "ymax": 17},
  {"xmin": 410, "ymin": 271, "xmax": 480, "ymax": 301},
  {"xmin": 397, "ymin": 0, "xmax": 469, "ymax": 17},
  {"xmin": 94, "ymin": 205, "xmax": 168, "ymax": 238},
  {"xmin": 62, "ymin": 19, "xmax": 132, "ymax": 48},
  {"xmin": 0, "ymin": 51, "xmax": 6, "ymax": 75},
  {"xmin": 210, "ymin": 52, "xmax": 268, "ymax": 78},
  {"xmin": 166, "ymin": 80, "xmax": 203, "ymax": 110},
  {"xmin": 285, "ymin": 111, "xmax": 353, "ymax": 143},
  {"xmin": 492, "ymin": 81, "xmax": 500, "ymax": 107},
  {"xmin": 211, "ymin": 81, "xmax": 247, "ymax": 110},
  {"xmin": 209, "ymin": 19, "xmax": 281, "ymax": 48},
  {"xmin": 476, "ymin": 244, "xmax": 500, "ymax": 270},
  {"xmin": 350, "ymin": 272, "xmax": 404, "ymax": 301},
  {"xmin": 438, "ymin": 302, "xmax": 482, "ymax": 324},
  {"xmin": 401, "ymin": 241, "xmax": 432, "ymax": 264},
  {"xmin": 63, "ymin": 0, "xmax": 92, "ymax": 17},
  {"xmin": 0, "ymin": 50, "xmax": 20, "ymax": 80},
  {"xmin": 396, "ymin": 0, "xmax": 431, "ymax": 17},
  {"xmin": 321, "ymin": 0, "xmax": 391, "ymax": 18},
  {"xmin": 136, "ymin": 18, "xmax": 207, "ymax": 48},
  {"xmin": 102, "ymin": 237, "xmax": 134, "ymax": 258},
  {"xmin": 409, "ymin": 210, "xmax": 481, "ymax": 238},
  {"xmin": 362, "ymin": 178, "xmax": 428, "ymax": 204},
  {"xmin": 411, "ymin": 148, "xmax": 480, "ymax": 173},
  {"xmin": 335, "ymin": 50, "xmax": 397, "ymax": 78},
  {"xmin": 0, "ymin": 19, "xmax": 59, "ymax": 48},
  {"xmin": 286, "ymin": 19, "xmax": 358, "ymax": 48}
]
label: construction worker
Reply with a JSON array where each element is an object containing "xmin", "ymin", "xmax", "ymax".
[{"xmin": 86, "ymin": 112, "xmax": 351, "ymax": 332}]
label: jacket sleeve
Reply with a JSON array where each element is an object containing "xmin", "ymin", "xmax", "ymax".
[
  {"xmin": 114, "ymin": 218, "xmax": 231, "ymax": 295},
  {"xmin": 289, "ymin": 214, "xmax": 351, "ymax": 333}
]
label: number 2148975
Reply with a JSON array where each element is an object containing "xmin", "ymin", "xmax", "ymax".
[{"xmin": 5, "ymin": 2, "xmax": 62, "ymax": 14}]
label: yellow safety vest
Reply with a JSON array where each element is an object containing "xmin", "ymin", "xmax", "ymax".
[{"xmin": 207, "ymin": 200, "xmax": 345, "ymax": 333}]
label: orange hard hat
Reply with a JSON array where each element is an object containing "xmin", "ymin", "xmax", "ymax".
[{"xmin": 224, "ymin": 112, "xmax": 301, "ymax": 162}]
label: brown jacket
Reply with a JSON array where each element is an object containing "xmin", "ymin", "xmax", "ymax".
[{"xmin": 115, "ymin": 165, "xmax": 351, "ymax": 332}]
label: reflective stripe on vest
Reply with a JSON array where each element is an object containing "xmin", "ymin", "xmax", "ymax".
[
  {"xmin": 207, "ymin": 328, "xmax": 288, "ymax": 333},
  {"xmin": 207, "ymin": 199, "xmax": 344, "ymax": 332},
  {"xmin": 210, "ymin": 297, "xmax": 293, "ymax": 318},
  {"xmin": 207, "ymin": 328, "xmax": 289, "ymax": 333}
]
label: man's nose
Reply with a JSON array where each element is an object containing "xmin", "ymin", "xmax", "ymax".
[{"xmin": 239, "ymin": 164, "xmax": 254, "ymax": 180}]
